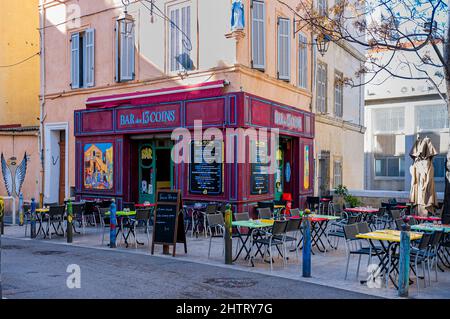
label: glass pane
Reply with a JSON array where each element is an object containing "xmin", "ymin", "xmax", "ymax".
[
  {"xmin": 399, "ymin": 157, "xmax": 405, "ymax": 176},
  {"xmin": 387, "ymin": 158, "xmax": 400, "ymax": 177},
  {"xmin": 434, "ymin": 157, "xmax": 446, "ymax": 178},
  {"xmin": 375, "ymin": 159, "xmax": 385, "ymax": 176}
]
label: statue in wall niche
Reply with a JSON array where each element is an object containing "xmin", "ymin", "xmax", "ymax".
[
  {"xmin": 231, "ymin": 0, "xmax": 245, "ymax": 31},
  {"xmin": 1, "ymin": 153, "xmax": 28, "ymax": 198}
]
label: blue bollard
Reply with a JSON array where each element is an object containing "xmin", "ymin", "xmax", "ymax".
[
  {"xmin": 30, "ymin": 198, "xmax": 37, "ymax": 238},
  {"xmin": 302, "ymin": 209, "xmax": 312, "ymax": 278},
  {"xmin": 398, "ymin": 220, "xmax": 410, "ymax": 297},
  {"xmin": 109, "ymin": 200, "xmax": 117, "ymax": 248}
]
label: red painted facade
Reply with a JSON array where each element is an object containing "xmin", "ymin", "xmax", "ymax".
[{"xmin": 74, "ymin": 84, "xmax": 315, "ymax": 215}]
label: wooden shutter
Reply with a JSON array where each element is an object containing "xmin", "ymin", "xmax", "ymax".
[
  {"xmin": 298, "ymin": 34, "xmax": 307, "ymax": 88},
  {"xmin": 170, "ymin": 8, "xmax": 180, "ymax": 71},
  {"xmin": 251, "ymin": 1, "xmax": 265, "ymax": 69},
  {"xmin": 277, "ymin": 18, "xmax": 290, "ymax": 81},
  {"xmin": 84, "ymin": 28, "xmax": 95, "ymax": 87},
  {"xmin": 70, "ymin": 33, "xmax": 80, "ymax": 89}
]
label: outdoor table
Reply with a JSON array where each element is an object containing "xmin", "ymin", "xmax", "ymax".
[
  {"xmin": 345, "ymin": 207, "xmax": 379, "ymax": 222},
  {"xmin": 291, "ymin": 215, "xmax": 335, "ymax": 253},
  {"xmin": 34, "ymin": 208, "xmax": 49, "ymax": 238},
  {"xmin": 411, "ymin": 223, "xmax": 450, "ymax": 233},
  {"xmin": 231, "ymin": 219, "xmax": 274, "ymax": 262},
  {"xmin": 356, "ymin": 229, "xmax": 423, "ymax": 288},
  {"xmin": 407, "ymin": 215, "xmax": 441, "ymax": 223},
  {"xmin": 105, "ymin": 211, "xmax": 138, "ymax": 247}
]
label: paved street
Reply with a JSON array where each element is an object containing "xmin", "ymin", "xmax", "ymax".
[{"xmin": 1, "ymin": 238, "xmax": 378, "ymax": 299}]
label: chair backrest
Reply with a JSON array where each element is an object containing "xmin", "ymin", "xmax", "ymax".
[
  {"xmin": 123, "ymin": 202, "xmax": 135, "ymax": 211},
  {"xmin": 72, "ymin": 203, "xmax": 85, "ymax": 216},
  {"xmin": 48, "ymin": 205, "xmax": 65, "ymax": 217},
  {"xmin": 417, "ymin": 233, "xmax": 432, "ymax": 250},
  {"xmin": 306, "ymin": 196, "xmax": 320, "ymax": 210},
  {"xmin": 206, "ymin": 213, "xmax": 224, "ymax": 227},
  {"xmin": 257, "ymin": 207, "xmax": 272, "ymax": 219},
  {"xmin": 347, "ymin": 215, "xmax": 359, "ymax": 225},
  {"xmin": 23, "ymin": 204, "xmax": 31, "ymax": 213},
  {"xmin": 257, "ymin": 201, "xmax": 274, "ymax": 210},
  {"xmin": 205, "ymin": 204, "xmax": 218, "ymax": 215},
  {"xmin": 394, "ymin": 218, "xmax": 404, "ymax": 230},
  {"xmin": 408, "ymin": 217, "xmax": 418, "ymax": 225},
  {"xmin": 98, "ymin": 207, "xmax": 110, "ymax": 218},
  {"xmin": 376, "ymin": 207, "xmax": 386, "ymax": 217},
  {"xmin": 429, "ymin": 231, "xmax": 444, "ymax": 248},
  {"xmin": 234, "ymin": 212, "xmax": 249, "ymax": 221},
  {"xmin": 271, "ymin": 220, "xmax": 288, "ymax": 236},
  {"xmin": 357, "ymin": 222, "xmax": 370, "ymax": 234},
  {"xmin": 286, "ymin": 218, "xmax": 301, "ymax": 232},
  {"xmin": 343, "ymin": 223, "xmax": 359, "ymax": 240},
  {"xmin": 332, "ymin": 203, "xmax": 342, "ymax": 214},
  {"xmin": 136, "ymin": 208, "xmax": 151, "ymax": 222},
  {"xmin": 289, "ymin": 208, "xmax": 300, "ymax": 217},
  {"xmin": 391, "ymin": 209, "xmax": 401, "ymax": 220}
]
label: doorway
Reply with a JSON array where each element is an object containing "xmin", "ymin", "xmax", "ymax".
[
  {"xmin": 138, "ymin": 139, "xmax": 173, "ymax": 203},
  {"xmin": 274, "ymin": 136, "xmax": 293, "ymax": 201}
]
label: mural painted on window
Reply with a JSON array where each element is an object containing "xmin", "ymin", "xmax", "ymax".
[{"xmin": 84, "ymin": 143, "xmax": 113, "ymax": 190}]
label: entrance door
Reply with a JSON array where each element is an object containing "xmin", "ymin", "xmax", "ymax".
[
  {"xmin": 274, "ymin": 146, "xmax": 284, "ymax": 201},
  {"xmin": 275, "ymin": 137, "xmax": 294, "ymax": 201},
  {"xmin": 139, "ymin": 144, "xmax": 155, "ymax": 203},
  {"xmin": 138, "ymin": 141, "xmax": 174, "ymax": 203}
]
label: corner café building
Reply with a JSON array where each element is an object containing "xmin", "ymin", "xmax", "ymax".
[{"xmin": 74, "ymin": 80, "xmax": 315, "ymax": 214}]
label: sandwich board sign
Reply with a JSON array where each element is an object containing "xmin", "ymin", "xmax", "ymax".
[{"xmin": 151, "ymin": 190, "xmax": 187, "ymax": 257}]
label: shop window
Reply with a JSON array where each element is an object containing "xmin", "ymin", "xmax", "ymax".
[
  {"xmin": 316, "ymin": 62, "xmax": 327, "ymax": 114},
  {"xmin": 416, "ymin": 104, "xmax": 448, "ymax": 130},
  {"xmin": 277, "ymin": 17, "xmax": 290, "ymax": 81},
  {"xmin": 375, "ymin": 157, "xmax": 405, "ymax": 177},
  {"xmin": 433, "ymin": 156, "xmax": 446, "ymax": 178},
  {"xmin": 115, "ymin": 17, "xmax": 135, "ymax": 82},
  {"xmin": 70, "ymin": 29, "xmax": 95, "ymax": 89},
  {"xmin": 251, "ymin": 0, "xmax": 266, "ymax": 70},
  {"xmin": 298, "ymin": 33, "xmax": 308, "ymax": 89},
  {"xmin": 83, "ymin": 143, "xmax": 114, "ymax": 190},
  {"xmin": 334, "ymin": 71, "xmax": 343, "ymax": 118},
  {"xmin": 169, "ymin": 3, "xmax": 194, "ymax": 72}
]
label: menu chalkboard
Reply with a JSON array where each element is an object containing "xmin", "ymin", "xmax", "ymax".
[
  {"xmin": 151, "ymin": 190, "xmax": 187, "ymax": 257},
  {"xmin": 189, "ymin": 141, "xmax": 223, "ymax": 195},
  {"xmin": 250, "ymin": 141, "xmax": 269, "ymax": 195}
]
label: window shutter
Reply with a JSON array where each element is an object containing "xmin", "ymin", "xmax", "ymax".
[
  {"xmin": 170, "ymin": 8, "xmax": 180, "ymax": 72},
  {"xmin": 84, "ymin": 28, "xmax": 95, "ymax": 87},
  {"xmin": 277, "ymin": 18, "xmax": 290, "ymax": 81},
  {"xmin": 127, "ymin": 22, "xmax": 135, "ymax": 80},
  {"xmin": 71, "ymin": 33, "xmax": 80, "ymax": 89},
  {"xmin": 252, "ymin": 1, "xmax": 265, "ymax": 69},
  {"xmin": 298, "ymin": 34, "xmax": 307, "ymax": 88},
  {"xmin": 115, "ymin": 21, "xmax": 119, "ymax": 82},
  {"xmin": 181, "ymin": 6, "xmax": 191, "ymax": 70}
]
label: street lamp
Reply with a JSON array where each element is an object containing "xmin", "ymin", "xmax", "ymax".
[{"xmin": 315, "ymin": 34, "xmax": 331, "ymax": 56}]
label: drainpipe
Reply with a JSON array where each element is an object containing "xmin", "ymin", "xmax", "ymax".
[{"xmin": 39, "ymin": 0, "xmax": 45, "ymax": 206}]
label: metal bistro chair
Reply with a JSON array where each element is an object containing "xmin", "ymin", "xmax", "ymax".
[
  {"xmin": 23, "ymin": 203, "xmax": 32, "ymax": 236},
  {"xmin": 45, "ymin": 205, "xmax": 66, "ymax": 239},
  {"xmin": 206, "ymin": 213, "xmax": 225, "ymax": 259},
  {"xmin": 126, "ymin": 208, "xmax": 152, "ymax": 249},
  {"xmin": 306, "ymin": 196, "xmax": 320, "ymax": 212},
  {"xmin": 343, "ymin": 223, "xmax": 379, "ymax": 280},
  {"xmin": 250, "ymin": 220, "xmax": 288, "ymax": 271},
  {"xmin": 71, "ymin": 203, "xmax": 85, "ymax": 234},
  {"xmin": 257, "ymin": 207, "xmax": 272, "ymax": 220},
  {"xmin": 277, "ymin": 218, "xmax": 302, "ymax": 261}
]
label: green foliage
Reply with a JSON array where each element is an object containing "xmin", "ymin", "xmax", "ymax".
[{"xmin": 334, "ymin": 184, "xmax": 362, "ymax": 208}]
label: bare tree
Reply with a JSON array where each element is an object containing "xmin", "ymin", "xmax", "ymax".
[{"xmin": 279, "ymin": 0, "xmax": 449, "ymax": 217}]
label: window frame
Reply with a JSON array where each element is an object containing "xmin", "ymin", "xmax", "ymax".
[
  {"xmin": 415, "ymin": 104, "xmax": 449, "ymax": 132},
  {"xmin": 372, "ymin": 107, "xmax": 405, "ymax": 134},
  {"xmin": 333, "ymin": 160, "xmax": 342, "ymax": 188},
  {"xmin": 251, "ymin": 0, "xmax": 266, "ymax": 70},
  {"xmin": 374, "ymin": 156, "xmax": 405, "ymax": 178},
  {"xmin": 70, "ymin": 28, "xmax": 95, "ymax": 89}
]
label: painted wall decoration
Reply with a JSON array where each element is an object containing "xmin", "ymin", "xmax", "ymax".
[
  {"xmin": 1, "ymin": 153, "xmax": 27, "ymax": 197},
  {"xmin": 304, "ymin": 145, "xmax": 310, "ymax": 190},
  {"xmin": 83, "ymin": 143, "xmax": 113, "ymax": 190}
]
